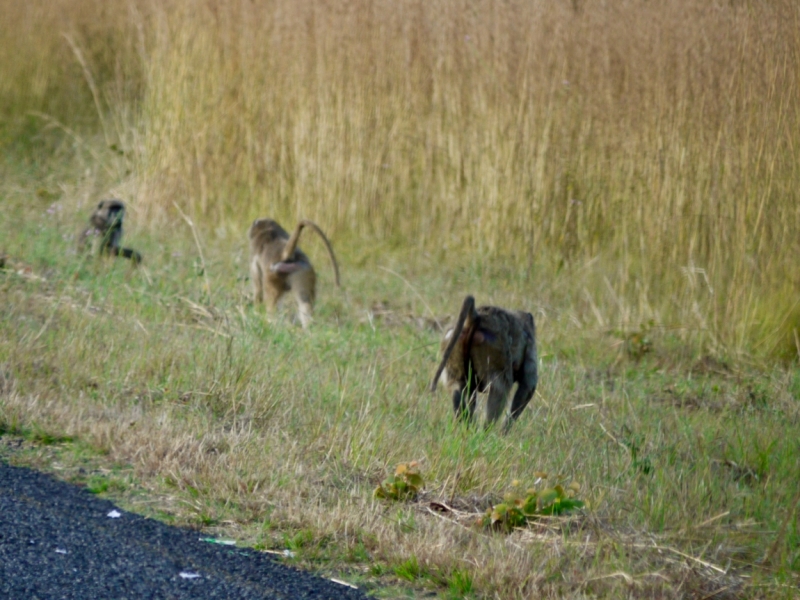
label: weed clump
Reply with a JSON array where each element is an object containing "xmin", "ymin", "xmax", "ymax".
[
  {"xmin": 482, "ymin": 478, "xmax": 584, "ymax": 533},
  {"xmin": 374, "ymin": 461, "xmax": 424, "ymax": 501}
]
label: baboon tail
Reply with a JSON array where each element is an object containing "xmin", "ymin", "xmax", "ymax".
[
  {"xmin": 280, "ymin": 221, "xmax": 306, "ymax": 262},
  {"xmin": 112, "ymin": 247, "xmax": 142, "ymax": 265},
  {"xmin": 430, "ymin": 295, "xmax": 476, "ymax": 393},
  {"xmin": 291, "ymin": 219, "xmax": 341, "ymax": 287}
]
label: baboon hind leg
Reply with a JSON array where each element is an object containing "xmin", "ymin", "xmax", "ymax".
[
  {"xmin": 297, "ymin": 299, "xmax": 313, "ymax": 329},
  {"xmin": 289, "ymin": 268, "xmax": 316, "ymax": 328},
  {"xmin": 485, "ymin": 377, "xmax": 512, "ymax": 427}
]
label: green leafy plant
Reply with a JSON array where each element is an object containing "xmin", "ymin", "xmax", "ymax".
[
  {"xmin": 447, "ymin": 568, "xmax": 475, "ymax": 598},
  {"xmin": 481, "ymin": 477, "xmax": 584, "ymax": 532},
  {"xmin": 613, "ymin": 319, "xmax": 655, "ymax": 360},
  {"xmin": 374, "ymin": 461, "xmax": 424, "ymax": 501},
  {"xmin": 394, "ymin": 554, "xmax": 423, "ymax": 581},
  {"xmin": 620, "ymin": 427, "xmax": 654, "ymax": 475}
]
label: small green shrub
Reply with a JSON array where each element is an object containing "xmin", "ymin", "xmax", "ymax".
[
  {"xmin": 614, "ymin": 319, "xmax": 655, "ymax": 360},
  {"xmin": 394, "ymin": 555, "xmax": 422, "ymax": 581},
  {"xmin": 374, "ymin": 461, "xmax": 424, "ymax": 501},
  {"xmin": 482, "ymin": 478, "xmax": 584, "ymax": 532},
  {"xmin": 447, "ymin": 568, "xmax": 475, "ymax": 597},
  {"xmin": 85, "ymin": 475, "xmax": 109, "ymax": 494},
  {"xmin": 619, "ymin": 428, "xmax": 654, "ymax": 475}
]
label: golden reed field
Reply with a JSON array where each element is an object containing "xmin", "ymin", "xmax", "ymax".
[{"xmin": 2, "ymin": 0, "xmax": 799, "ymax": 358}]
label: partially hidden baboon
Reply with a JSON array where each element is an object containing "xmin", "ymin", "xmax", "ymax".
[
  {"xmin": 431, "ymin": 295, "xmax": 538, "ymax": 432},
  {"xmin": 248, "ymin": 218, "xmax": 340, "ymax": 328},
  {"xmin": 78, "ymin": 199, "xmax": 142, "ymax": 264}
]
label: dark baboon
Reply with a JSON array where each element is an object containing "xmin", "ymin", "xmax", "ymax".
[
  {"xmin": 78, "ymin": 199, "xmax": 142, "ymax": 264},
  {"xmin": 248, "ymin": 218, "xmax": 340, "ymax": 328},
  {"xmin": 431, "ymin": 296, "xmax": 537, "ymax": 432}
]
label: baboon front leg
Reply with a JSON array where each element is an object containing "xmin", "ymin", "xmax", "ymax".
[{"xmin": 250, "ymin": 260, "xmax": 264, "ymax": 304}]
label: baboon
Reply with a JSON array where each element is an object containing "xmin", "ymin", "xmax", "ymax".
[
  {"xmin": 78, "ymin": 199, "xmax": 142, "ymax": 264},
  {"xmin": 248, "ymin": 218, "xmax": 340, "ymax": 328},
  {"xmin": 431, "ymin": 295, "xmax": 537, "ymax": 432}
]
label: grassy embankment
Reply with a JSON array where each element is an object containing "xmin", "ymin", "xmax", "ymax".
[{"xmin": 1, "ymin": 1, "xmax": 799, "ymax": 597}]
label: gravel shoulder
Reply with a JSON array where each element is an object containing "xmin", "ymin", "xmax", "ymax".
[{"xmin": 0, "ymin": 460, "xmax": 368, "ymax": 599}]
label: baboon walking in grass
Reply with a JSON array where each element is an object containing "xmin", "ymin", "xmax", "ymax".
[
  {"xmin": 248, "ymin": 218, "xmax": 340, "ymax": 328},
  {"xmin": 78, "ymin": 199, "xmax": 142, "ymax": 265},
  {"xmin": 431, "ymin": 295, "xmax": 538, "ymax": 432}
]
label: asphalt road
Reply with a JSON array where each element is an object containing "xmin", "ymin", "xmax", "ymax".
[{"xmin": 0, "ymin": 461, "xmax": 368, "ymax": 599}]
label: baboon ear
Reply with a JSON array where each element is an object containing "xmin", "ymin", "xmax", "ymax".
[
  {"xmin": 472, "ymin": 330, "xmax": 485, "ymax": 345},
  {"xmin": 97, "ymin": 201, "xmax": 104, "ymax": 209}
]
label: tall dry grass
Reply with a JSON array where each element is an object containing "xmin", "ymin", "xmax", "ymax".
[{"xmin": 2, "ymin": 0, "xmax": 799, "ymax": 356}]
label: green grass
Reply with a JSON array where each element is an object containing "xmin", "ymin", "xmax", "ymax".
[
  {"xmin": 2, "ymin": 179, "xmax": 799, "ymax": 598},
  {"xmin": 3, "ymin": 0, "xmax": 800, "ymax": 358}
]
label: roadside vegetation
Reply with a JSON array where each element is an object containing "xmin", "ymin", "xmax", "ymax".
[{"xmin": 1, "ymin": 1, "xmax": 799, "ymax": 597}]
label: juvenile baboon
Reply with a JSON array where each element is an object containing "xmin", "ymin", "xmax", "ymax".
[
  {"xmin": 431, "ymin": 295, "xmax": 537, "ymax": 432},
  {"xmin": 248, "ymin": 218, "xmax": 340, "ymax": 328},
  {"xmin": 78, "ymin": 199, "xmax": 142, "ymax": 264}
]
